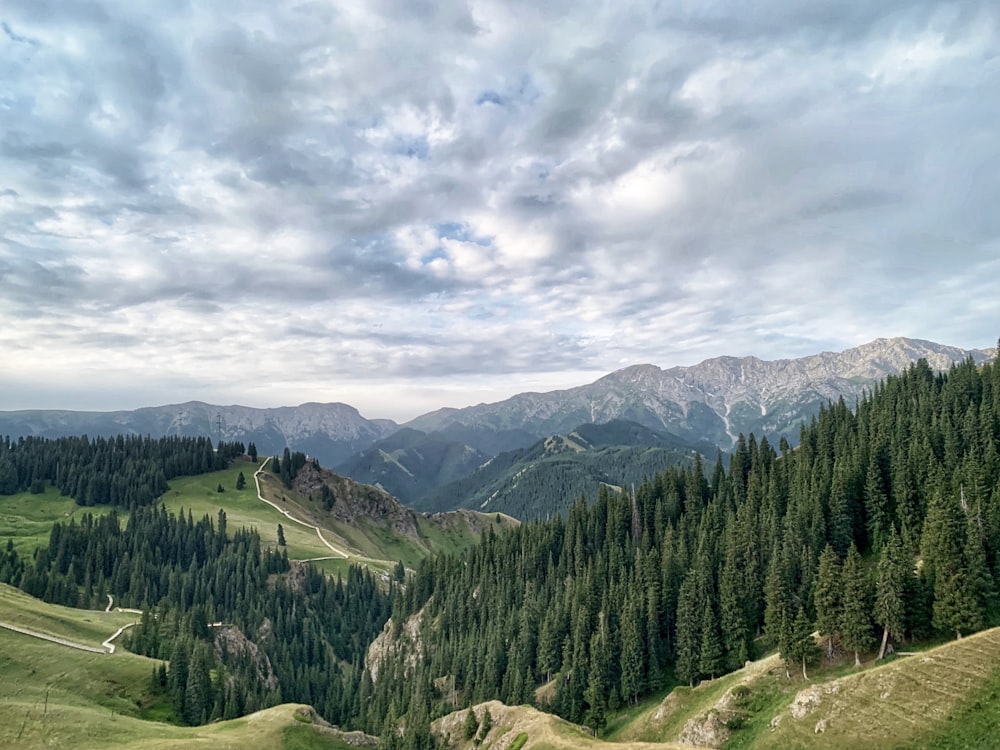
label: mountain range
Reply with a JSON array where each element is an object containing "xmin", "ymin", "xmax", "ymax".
[
  {"xmin": 406, "ymin": 337, "xmax": 995, "ymax": 449},
  {"xmin": 1, "ymin": 337, "xmax": 993, "ymax": 509}
]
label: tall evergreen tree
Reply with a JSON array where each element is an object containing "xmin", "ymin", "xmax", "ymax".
[
  {"xmin": 840, "ymin": 544, "xmax": 874, "ymax": 666},
  {"xmin": 923, "ymin": 490, "xmax": 983, "ymax": 639},
  {"xmin": 875, "ymin": 529, "xmax": 907, "ymax": 659},
  {"xmin": 814, "ymin": 544, "xmax": 842, "ymax": 659},
  {"xmin": 784, "ymin": 606, "xmax": 820, "ymax": 680}
]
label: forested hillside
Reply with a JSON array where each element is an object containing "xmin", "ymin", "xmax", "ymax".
[
  {"xmin": 0, "ymin": 503, "xmax": 392, "ymax": 728},
  {"xmin": 366, "ymin": 356, "xmax": 1000, "ymax": 739}
]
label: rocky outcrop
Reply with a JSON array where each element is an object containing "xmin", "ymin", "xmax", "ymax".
[
  {"xmin": 213, "ymin": 625, "xmax": 279, "ymax": 690},
  {"xmin": 365, "ymin": 608, "xmax": 426, "ymax": 683},
  {"xmin": 293, "ymin": 461, "xmax": 422, "ymax": 537}
]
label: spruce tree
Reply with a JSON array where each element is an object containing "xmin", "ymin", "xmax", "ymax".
[
  {"xmin": 674, "ymin": 573, "xmax": 701, "ymax": 686},
  {"xmin": 478, "ymin": 706, "xmax": 493, "ymax": 740},
  {"xmin": 875, "ymin": 529, "xmax": 907, "ymax": 659},
  {"xmin": 463, "ymin": 708, "xmax": 478, "ymax": 740},
  {"xmin": 813, "ymin": 544, "xmax": 842, "ymax": 659},
  {"xmin": 923, "ymin": 490, "xmax": 983, "ymax": 639},
  {"xmin": 619, "ymin": 598, "xmax": 644, "ymax": 704},
  {"xmin": 840, "ymin": 544, "xmax": 874, "ymax": 666},
  {"xmin": 698, "ymin": 600, "xmax": 724, "ymax": 680},
  {"xmin": 584, "ymin": 627, "xmax": 609, "ymax": 735},
  {"xmin": 785, "ymin": 606, "xmax": 820, "ymax": 680}
]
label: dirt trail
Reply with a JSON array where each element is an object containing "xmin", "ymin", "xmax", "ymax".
[
  {"xmin": 105, "ymin": 593, "xmax": 142, "ymax": 614},
  {"xmin": 0, "ymin": 620, "xmax": 109, "ymax": 654},
  {"xmin": 102, "ymin": 622, "xmax": 136, "ymax": 654},
  {"xmin": 254, "ymin": 458, "xmax": 349, "ymax": 559}
]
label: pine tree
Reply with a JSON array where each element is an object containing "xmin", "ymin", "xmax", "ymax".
[
  {"xmin": 277, "ymin": 524, "xmax": 286, "ymax": 547},
  {"xmin": 875, "ymin": 529, "xmax": 907, "ymax": 659},
  {"xmin": 478, "ymin": 706, "xmax": 493, "ymax": 740},
  {"xmin": 719, "ymin": 546, "xmax": 750, "ymax": 672},
  {"xmin": 185, "ymin": 642, "xmax": 213, "ymax": 725},
  {"xmin": 236, "ymin": 472, "xmax": 246, "ymax": 491},
  {"xmin": 923, "ymin": 491, "xmax": 983, "ymax": 639},
  {"xmin": 463, "ymin": 708, "xmax": 478, "ymax": 740},
  {"xmin": 619, "ymin": 598, "xmax": 644, "ymax": 704},
  {"xmin": 584, "ymin": 626, "xmax": 609, "ymax": 735},
  {"xmin": 698, "ymin": 599, "xmax": 724, "ymax": 680},
  {"xmin": 840, "ymin": 544, "xmax": 874, "ymax": 666},
  {"xmin": 675, "ymin": 573, "xmax": 701, "ymax": 686},
  {"xmin": 785, "ymin": 606, "xmax": 820, "ymax": 680},
  {"xmin": 813, "ymin": 544, "xmax": 842, "ymax": 659}
]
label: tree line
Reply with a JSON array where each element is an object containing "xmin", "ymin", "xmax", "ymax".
[{"xmin": 0, "ymin": 434, "xmax": 245, "ymax": 508}]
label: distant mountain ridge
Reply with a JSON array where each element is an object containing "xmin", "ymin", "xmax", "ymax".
[
  {"xmin": 404, "ymin": 337, "xmax": 996, "ymax": 448},
  {"xmin": 0, "ymin": 338, "xmax": 993, "ymax": 469},
  {"xmin": 0, "ymin": 401, "xmax": 399, "ymax": 467}
]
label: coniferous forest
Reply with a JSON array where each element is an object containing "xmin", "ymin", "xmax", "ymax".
[
  {"xmin": 1, "ymin": 355, "xmax": 999, "ymax": 746},
  {"xmin": 365, "ymin": 356, "xmax": 1000, "ymax": 739}
]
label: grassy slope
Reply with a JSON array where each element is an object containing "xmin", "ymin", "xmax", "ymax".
[
  {"xmin": 253, "ymin": 463, "xmax": 515, "ymax": 570},
  {"xmin": 433, "ymin": 700, "xmax": 702, "ymax": 750},
  {"xmin": 0, "ymin": 583, "xmax": 136, "ymax": 644},
  {"xmin": 3, "ymin": 456, "xmax": 501, "ymax": 579},
  {"xmin": 158, "ymin": 459, "xmax": 361, "ymax": 576},
  {"xmin": 0, "ymin": 486, "xmax": 119, "ymax": 555},
  {"xmin": 437, "ymin": 629, "xmax": 1000, "ymax": 750},
  {"xmin": 759, "ymin": 627, "xmax": 1000, "ymax": 749}
]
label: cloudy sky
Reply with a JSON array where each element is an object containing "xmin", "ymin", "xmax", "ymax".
[{"xmin": 1, "ymin": 1, "xmax": 998, "ymax": 421}]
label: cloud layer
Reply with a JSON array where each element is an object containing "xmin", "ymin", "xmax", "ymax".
[{"xmin": 2, "ymin": 0, "xmax": 998, "ymax": 419}]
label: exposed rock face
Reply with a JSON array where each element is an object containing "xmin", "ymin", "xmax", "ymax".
[
  {"xmin": 213, "ymin": 625, "xmax": 279, "ymax": 690},
  {"xmin": 365, "ymin": 608, "xmax": 425, "ymax": 683},
  {"xmin": 293, "ymin": 462, "xmax": 418, "ymax": 532},
  {"xmin": 789, "ymin": 681, "xmax": 843, "ymax": 719},
  {"xmin": 406, "ymin": 338, "xmax": 994, "ymax": 448},
  {"xmin": 679, "ymin": 708, "xmax": 729, "ymax": 747}
]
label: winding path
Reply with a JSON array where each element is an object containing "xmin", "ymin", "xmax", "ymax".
[
  {"xmin": 254, "ymin": 458, "xmax": 349, "ymax": 559},
  {"xmin": 106, "ymin": 593, "xmax": 142, "ymax": 615},
  {"xmin": 102, "ymin": 622, "xmax": 136, "ymax": 654},
  {"xmin": 0, "ymin": 621, "xmax": 108, "ymax": 654}
]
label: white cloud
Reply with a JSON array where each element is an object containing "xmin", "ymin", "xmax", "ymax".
[{"xmin": 0, "ymin": 0, "xmax": 998, "ymax": 419}]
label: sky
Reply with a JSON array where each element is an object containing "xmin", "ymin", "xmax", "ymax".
[{"xmin": 1, "ymin": 1, "xmax": 999, "ymax": 422}]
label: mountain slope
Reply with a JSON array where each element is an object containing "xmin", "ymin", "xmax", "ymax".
[
  {"xmin": 416, "ymin": 420, "xmax": 711, "ymax": 519},
  {"xmin": 266, "ymin": 458, "xmax": 518, "ymax": 567},
  {"xmin": 460, "ymin": 626, "xmax": 1000, "ymax": 750},
  {"xmin": 334, "ymin": 428, "xmax": 489, "ymax": 506},
  {"xmin": 406, "ymin": 337, "xmax": 995, "ymax": 447}
]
